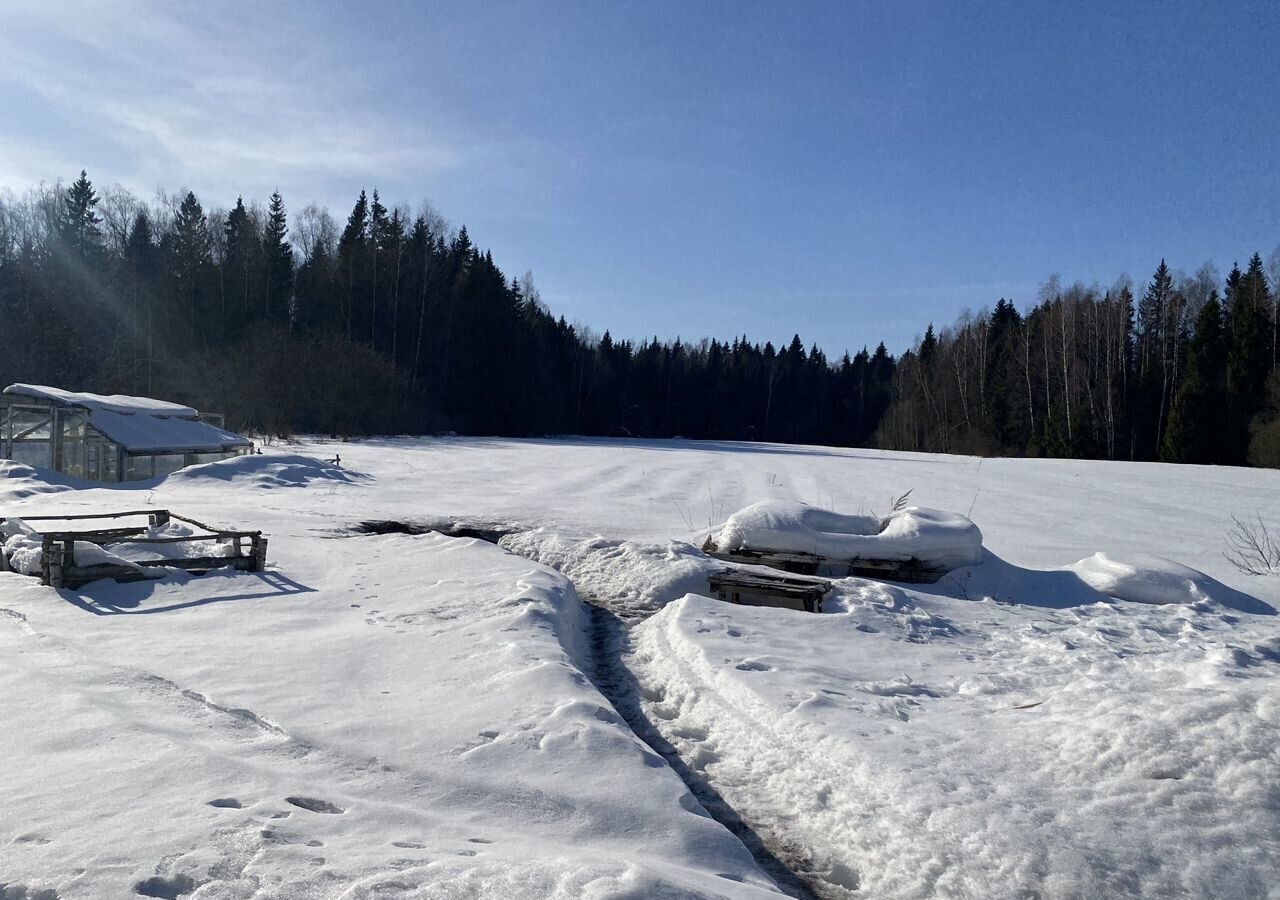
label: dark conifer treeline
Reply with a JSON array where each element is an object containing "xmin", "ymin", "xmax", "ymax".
[
  {"xmin": 1, "ymin": 173, "xmax": 1278, "ymax": 466},
  {"xmin": 0, "ymin": 174, "xmax": 896, "ymax": 445}
]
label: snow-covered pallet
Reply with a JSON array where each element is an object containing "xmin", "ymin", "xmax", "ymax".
[
  {"xmin": 2, "ymin": 509, "xmax": 267, "ymax": 589},
  {"xmin": 701, "ymin": 500, "xmax": 983, "ymax": 584}
]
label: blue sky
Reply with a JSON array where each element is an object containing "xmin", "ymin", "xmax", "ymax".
[{"xmin": 2, "ymin": 0, "xmax": 1278, "ymax": 354}]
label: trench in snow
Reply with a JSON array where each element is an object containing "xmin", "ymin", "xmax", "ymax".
[{"xmin": 350, "ymin": 518, "xmax": 825, "ymax": 899}]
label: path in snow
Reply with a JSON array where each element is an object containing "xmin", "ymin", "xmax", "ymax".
[{"xmin": 579, "ymin": 594, "xmax": 822, "ymax": 900}]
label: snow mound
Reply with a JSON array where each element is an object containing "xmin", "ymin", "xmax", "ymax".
[
  {"xmin": 711, "ymin": 499, "xmax": 983, "ymax": 570},
  {"xmin": 169, "ymin": 453, "xmax": 369, "ymax": 488},
  {"xmin": 1068, "ymin": 552, "xmax": 1271, "ymax": 611},
  {"xmin": 2, "ymin": 517, "xmax": 44, "ymax": 575},
  {"xmin": 0, "ymin": 460, "xmax": 79, "ymax": 500}
]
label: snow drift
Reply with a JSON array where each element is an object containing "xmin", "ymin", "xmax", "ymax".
[
  {"xmin": 1067, "ymin": 551, "xmax": 1274, "ymax": 612},
  {"xmin": 710, "ymin": 500, "xmax": 984, "ymax": 570},
  {"xmin": 169, "ymin": 453, "xmax": 369, "ymax": 488}
]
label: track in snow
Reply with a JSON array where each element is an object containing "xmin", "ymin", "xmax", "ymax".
[{"xmin": 579, "ymin": 599, "xmax": 823, "ymax": 900}]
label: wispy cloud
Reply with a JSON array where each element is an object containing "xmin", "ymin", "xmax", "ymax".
[{"xmin": 0, "ymin": 1, "xmax": 481, "ymax": 208}]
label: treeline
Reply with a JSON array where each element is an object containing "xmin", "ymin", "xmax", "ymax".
[
  {"xmin": 0, "ymin": 173, "xmax": 895, "ymax": 443},
  {"xmin": 877, "ymin": 259, "xmax": 1280, "ymax": 466},
  {"xmin": 1, "ymin": 172, "xmax": 1278, "ymax": 467}
]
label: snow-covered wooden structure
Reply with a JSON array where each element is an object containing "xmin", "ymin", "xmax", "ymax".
[
  {"xmin": 702, "ymin": 500, "xmax": 984, "ymax": 584},
  {"xmin": 708, "ymin": 569, "xmax": 830, "ymax": 613},
  {"xmin": 0, "ymin": 384, "xmax": 252, "ymax": 483},
  {"xmin": 1, "ymin": 509, "xmax": 267, "ymax": 589}
]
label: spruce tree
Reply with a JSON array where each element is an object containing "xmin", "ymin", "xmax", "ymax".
[
  {"xmin": 171, "ymin": 191, "xmax": 212, "ymax": 341},
  {"xmin": 123, "ymin": 210, "xmax": 159, "ymax": 392},
  {"xmin": 337, "ymin": 191, "xmax": 369, "ymax": 341},
  {"xmin": 1135, "ymin": 260, "xmax": 1175, "ymax": 458},
  {"xmin": 1226, "ymin": 254, "xmax": 1273, "ymax": 462},
  {"xmin": 263, "ymin": 190, "xmax": 294, "ymax": 327},
  {"xmin": 222, "ymin": 198, "xmax": 257, "ymax": 321},
  {"xmin": 1163, "ymin": 293, "xmax": 1227, "ymax": 463},
  {"xmin": 369, "ymin": 189, "xmax": 388, "ymax": 347},
  {"xmin": 60, "ymin": 170, "xmax": 102, "ymax": 258}
]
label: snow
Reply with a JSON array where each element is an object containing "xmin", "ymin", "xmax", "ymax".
[
  {"xmin": 169, "ymin": 454, "xmax": 367, "ymax": 489},
  {"xmin": 2, "ymin": 515, "xmax": 44, "ymax": 574},
  {"xmin": 2, "ymin": 435, "xmax": 1279, "ymax": 899},
  {"xmin": 85, "ymin": 407, "xmax": 251, "ymax": 454},
  {"xmin": 709, "ymin": 499, "xmax": 984, "ymax": 570},
  {"xmin": 501, "ymin": 529, "xmax": 722, "ymax": 620},
  {"xmin": 0, "ymin": 460, "xmax": 85, "ymax": 498},
  {"xmin": 4, "ymin": 383, "xmax": 200, "ymax": 416},
  {"xmin": 0, "ymin": 536, "xmax": 777, "ymax": 898},
  {"xmin": 1066, "ymin": 551, "xmax": 1258, "ymax": 607},
  {"xmin": 631, "ymin": 591, "xmax": 1280, "ymax": 898}
]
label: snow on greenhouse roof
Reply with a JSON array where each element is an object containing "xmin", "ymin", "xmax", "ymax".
[
  {"xmin": 89, "ymin": 410, "xmax": 251, "ymax": 454},
  {"xmin": 4, "ymin": 383, "xmax": 198, "ymax": 416},
  {"xmin": 3, "ymin": 384, "xmax": 251, "ymax": 454}
]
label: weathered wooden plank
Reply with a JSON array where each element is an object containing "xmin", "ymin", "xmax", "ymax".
[{"xmin": 704, "ymin": 546, "xmax": 946, "ymax": 583}]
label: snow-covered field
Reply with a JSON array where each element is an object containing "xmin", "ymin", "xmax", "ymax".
[{"xmin": 3, "ymin": 437, "xmax": 1279, "ymax": 899}]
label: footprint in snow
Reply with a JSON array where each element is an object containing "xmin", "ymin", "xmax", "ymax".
[
  {"xmin": 1, "ymin": 884, "xmax": 60, "ymax": 900},
  {"xmin": 134, "ymin": 874, "xmax": 199, "ymax": 899},
  {"xmin": 285, "ymin": 796, "xmax": 344, "ymax": 814}
]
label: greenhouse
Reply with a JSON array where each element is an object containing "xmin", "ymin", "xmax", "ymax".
[{"xmin": 0, "ymin": 384, "xmax": 253, "ymax": 483}]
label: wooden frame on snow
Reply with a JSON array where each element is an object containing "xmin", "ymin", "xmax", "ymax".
[
  {"xmin": 3, "ymin": 509, "xmax": 267, "ymax": 589},
  {"xmin": 701, "ymin": 537, "xmax": 946, "ymax": 583},
  {"xmin": 708, "ymin": 569, "xmax": 831, "ymax": 613}
]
